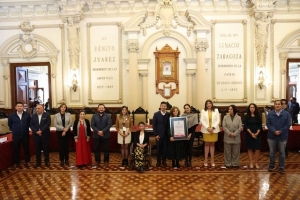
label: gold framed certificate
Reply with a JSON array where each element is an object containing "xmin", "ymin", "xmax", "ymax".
[{"xmin": 169, "ymin": 117, "xmax": 188, "ymax": 140}]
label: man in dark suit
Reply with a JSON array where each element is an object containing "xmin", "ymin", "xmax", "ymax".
[
  {"xmin": 153, "ymin": 101, "xmax": 170, "ymax": 167},
  {"xmin": 30, "ymin": 104, "xmax": 51, "ymax": 168},
  {"xmin": 8, "ymin": 102, "xmax": 31, "ymax": 168},
  {"xmin": 91, "ymin": 103, "xmax": 112, "ymax": 166},
  {"xmin": 289, "ymin": 97, "xmax": 299, "ymax": 124}
]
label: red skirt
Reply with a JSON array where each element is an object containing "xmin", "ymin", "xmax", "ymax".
[{"xmin": 76, "ymin": 123, "xmax": 92, "ymax": 165}]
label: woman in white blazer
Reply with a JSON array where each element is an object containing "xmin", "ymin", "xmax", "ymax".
[
  {"xmin": 54, "ymin": 103, "xmax": 73, "ymax": 166},
  {"xmin": 200, "ymin": 100, "xmax": 220, "ymax": 167}
]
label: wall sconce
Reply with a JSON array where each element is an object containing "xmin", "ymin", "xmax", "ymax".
[
  {"xmin": 68, "ymin": 73, "xmax": 78, "ymax": 92},
  {"xmin": 258, "ymin": 71, "xmax": 266, "ymax": 89}
]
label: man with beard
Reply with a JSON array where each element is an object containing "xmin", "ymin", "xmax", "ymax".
[{"xmin": 91, "ymin": 104, "xmax": 112, "ymax": 166}]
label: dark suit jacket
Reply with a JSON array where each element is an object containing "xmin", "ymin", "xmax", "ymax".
[
  {"xmin": 73, "ymin": 119, "xmax": 91, "ymax": 139},
  {"xmin": 91, "ymin": 112, "xmax": 112, "ymax": 139},
  {"xmin": 8, "ymin": 111, "xmax": 31, "ymax": 139},
  {"xmin": 152, "ymin": 111, "xmax": 170, "ymax": 138},
  {"xmin": 30, "ymin": 112, "xmax": 51, "ymax": 141},
  {"xmin": 133, "ymin": 130, "xmax": 149, "ymax": 153}
]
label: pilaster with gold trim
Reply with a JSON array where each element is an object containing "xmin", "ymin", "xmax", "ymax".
[
  {"xmin": 1, "ymin": 58, "xmax": 10, "ymax": 108},
  {"xmin": 279, "ymin": 53, "xmax": 288, "ymax": 98}
]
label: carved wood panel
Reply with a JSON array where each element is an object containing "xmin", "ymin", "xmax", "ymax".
[{"xmin": 153, "ymin": 44, "xmax": 180, "ymax": 99}]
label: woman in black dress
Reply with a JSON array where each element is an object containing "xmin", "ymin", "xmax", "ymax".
[
  {"xmin": 133, "ymin": 122, "xmax": 149, "ymax": 171},
  {"xmin": 244, "ymin": 103, "xmax": 262, "ymax": 169},
  {"xmin": 168, "ymin": 106, "xmax": 186, "ymax": 169}
]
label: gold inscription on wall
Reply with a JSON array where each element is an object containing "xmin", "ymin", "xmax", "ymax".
[
  {"xmin": 215, "ymin": 27, "xmax": 244, "ymax": 99},
  {"xmin": 90, "ymin": 25, "xmax": 120, "ymax": 102}
]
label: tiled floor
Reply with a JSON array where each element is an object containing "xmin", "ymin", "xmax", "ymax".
[{"xmin": 1, "ymin": 151, "xmax": 300, "ymax": 199}]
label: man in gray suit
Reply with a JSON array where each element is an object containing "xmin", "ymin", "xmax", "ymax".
[{"xmin": 91, "ymin": 104, "xmax": 112, "ymax": 166}]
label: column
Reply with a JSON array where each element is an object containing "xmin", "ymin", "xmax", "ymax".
[
  {"xmin": 195, "ymin": 38, "xmax": 209, "ymax": 109},
  {"xmin": 186, "ymin": 70, "xmax": 195, "ymax": 105},
  {"xmin": 49, "ymin": 56, "xmax": 58, "ymax": 106},
  {"xmin": 126, "ymin": 39, "xmax": 139, "ymax": 110},
  {"xmin": 1, "ymin": 58, "xmax": 10, "ymax": 108},
  {"xmin": 279, "ymin": 53, "xmax": 288, "ymax": 98},
  {"xmin": 139, "ymin": 71, "xmax": 148, "ymax": 109}
]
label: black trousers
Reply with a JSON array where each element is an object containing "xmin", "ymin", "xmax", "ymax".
[
  {"xmin": 185, "ymin": 125, "xmax": 197, "ymax": 162},
  {"xmin": 185, "ymin": 133, "xmax": 195, "ymax": 162},
  {"xmin": 34, "ymin": 138, "xmax": 49, "ymax": 164},
  {"xmin": 156, "ymin": 136, "xmax": 168, "ymax": 163},
  {"xmin": 94, "ymin": 137, "xmax": 110, "ymax": 163},
  {"xmin": 13, "ymin": 135, "xmax": 30, "ymax": 164},
  {"xmin": 56, "ymin": 131, "xmax": 70, "ymax": 162}
]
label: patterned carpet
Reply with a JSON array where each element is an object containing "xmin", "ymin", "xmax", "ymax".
[{"xmin": 1, "ymin": 151, "xmax": 300, "ymax": 199}]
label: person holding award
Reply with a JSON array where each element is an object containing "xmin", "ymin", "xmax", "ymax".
[
  {"xmin": 167, "ymin": 106, "xmax": 186, "ymax": 169},
  {"xmin": 200, "ymin": 99, "xmax": 220, "ymax": 167},
  {"xmin": 116, "ymin": 106, "xmax": 132, "ymax": 167}
]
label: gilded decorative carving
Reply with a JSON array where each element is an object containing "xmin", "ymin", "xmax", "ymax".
[
  {"xmin": 126, "ymin": 40, "xmax": 139, "ymax": 53},
  {"xmin": 195, "ymin": 39, "xmax": 209, "ymax": 52}
]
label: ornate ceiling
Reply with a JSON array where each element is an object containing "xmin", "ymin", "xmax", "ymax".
[{"xmin": 0, "ymin": 0, "xmax": 299, "ymax": 22}]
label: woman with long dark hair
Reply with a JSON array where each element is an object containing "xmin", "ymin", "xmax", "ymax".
[
  {"xmin": 116, "ymin": 106, "xmax": 132, "ymax": 167},
  {"xmin": 73, "ymin": 110, "xmax": 92, "ymax": 167},
  {"xmin": 200, "ymin": 100, "xmax": 220, "ymax": 167},
  {"xmin": 181, "ymin": 104, "xmax": 199, "ymax": 167},
  {"xmin": 244, "ymin": 103, "xmax": 262, "ymax": 169}
]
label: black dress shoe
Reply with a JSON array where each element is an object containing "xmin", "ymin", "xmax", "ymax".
[
  {"xmin": 60, "ymin": 161, "xmax": 64, "ymax": 166},
  {"xmin": 65, "ymin": 161, "xmax": 69, "ymax": 165},
  {"xmin": 156, "ymin": 163, "xmax": 161, "ymax": 167},
  {"xmin": 96, "ymin": 161, "xmax": 100, "ymax": 166},
  {"xmin": 34, "ymin": 163, "xmax": 41, "ymax": 168},
  {"xmin": 45, "ymin": 162, "xmax": 50, "ymax": 167},
  {"xmin": 162, "ymin": 162, "xmax": 167, "ymax": 167},
  {"xmin": 176, "ymin": 160, "xmax": 180, "ymax": 168}
]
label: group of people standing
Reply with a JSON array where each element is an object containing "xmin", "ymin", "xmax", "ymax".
[{"xmin": 8, "ymin": 99, "xmax": 291, "ymax": 174}]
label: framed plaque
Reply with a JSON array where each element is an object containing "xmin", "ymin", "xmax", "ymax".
[
  {"xmin": 169, "ymin": 117, "xmax": 188, "ymax": 140},
  {"xmin": 154, "ymin": 44, "xmax": 180, "ymax": 99}
]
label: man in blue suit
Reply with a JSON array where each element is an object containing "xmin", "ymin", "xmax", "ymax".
[
  {"xmin": 153, "ymin": 101, "xmax": 170, "ymax": 167},
  {"xmin": 30, "ymin": 104, "xmax": 51, "ymax": 168},
  {"xmin": 8, "ymin": 102, "xmax": 31, "ymax": 168}
]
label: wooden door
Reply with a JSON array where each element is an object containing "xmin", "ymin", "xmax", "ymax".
[{"xmin": 15, "ymin": 67, "xmax": 29, "ymax": 108}]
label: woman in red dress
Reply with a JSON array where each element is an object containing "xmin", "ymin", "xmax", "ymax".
[{"xmin": 73, "ymin": 110, "xmax": 92, "ymax": 166}]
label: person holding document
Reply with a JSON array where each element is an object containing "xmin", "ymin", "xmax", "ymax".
[{"xmin": 167, "ymin": 106, "xmax": 186, "ymax": 169}]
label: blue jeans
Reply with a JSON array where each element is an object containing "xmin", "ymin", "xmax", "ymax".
[{"xmin": 267, "ymin": 139, "xmax": 287, "ymax": 169}]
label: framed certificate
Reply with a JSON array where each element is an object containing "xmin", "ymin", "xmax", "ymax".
[{"xmin": 169, "ymin": 117, "xmax": 188, "ymax": 140}]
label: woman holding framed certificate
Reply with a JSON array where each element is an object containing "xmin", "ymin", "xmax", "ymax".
[
  {"xmin": 200, "ymin": 100, "xmax": 220, "ymax": 167},
  {"xmin": 168, "ymin": 106, "xmax": 186, "ymax": 169}
]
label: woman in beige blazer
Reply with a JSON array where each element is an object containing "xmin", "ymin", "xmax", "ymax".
[
  {"xmin": 200, "ymin": 100, "xmax": 220, "ymax": 167},
  {"xmin": 116, "ymin": 106, "xmax": 132, "ymax": 167},
  {"xmin": 222, "ymin": 105, "xmax": 242, "ymax": 167},
  {"xmin": 54, "ymin": 103, "xmax": 73, "ymax": 166}
]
